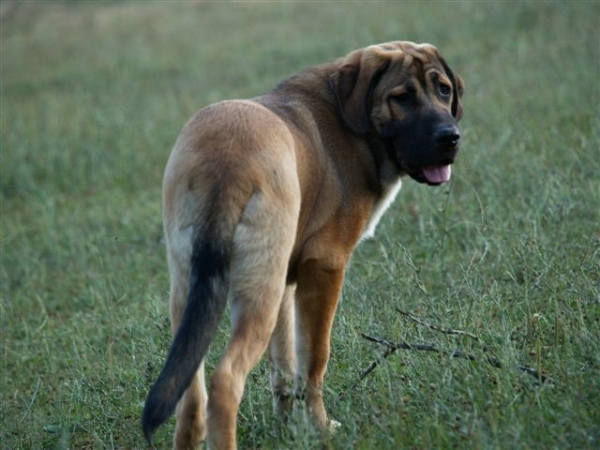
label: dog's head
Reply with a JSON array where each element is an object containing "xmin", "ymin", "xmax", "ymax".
[{"xmin": 329, "ymin": 41, "xmax": 464, "ymax": 185}]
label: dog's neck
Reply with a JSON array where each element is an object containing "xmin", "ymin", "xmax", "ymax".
[{"xmin": 264, "ymin": 66, "xmax": 406, "ymax": 187}]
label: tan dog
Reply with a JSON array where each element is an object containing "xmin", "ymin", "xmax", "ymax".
[{"xmin": 142, "ymin": 41, "xmax": 464, "ymax": 449}]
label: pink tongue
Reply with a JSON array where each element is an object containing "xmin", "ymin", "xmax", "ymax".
[{"xmin": 422, "ymin": 165, "xmax": 451, "ymax": 183}]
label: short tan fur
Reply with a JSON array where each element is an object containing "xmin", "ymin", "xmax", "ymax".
[{"xmin": 143, "ymin": 41, "xmax": 464, "ymax": 450}]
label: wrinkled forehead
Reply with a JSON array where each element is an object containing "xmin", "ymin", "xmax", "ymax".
[
  {"xmin": 383, "ymin": 41, "xmax": 442, "ymax": 67},
  {"xmin": 375, "ymin": 41, "xmax": 447, "ymax": 83},
  {"xmin": 377, "ymin": 40, "xmax": 439, "ymax": 57}
]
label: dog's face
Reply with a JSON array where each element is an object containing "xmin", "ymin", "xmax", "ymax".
[{"xmin": 330, "ymin": 41, "xmax": 464, "ymax": 185}]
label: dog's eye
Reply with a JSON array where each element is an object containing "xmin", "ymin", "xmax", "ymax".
[
  {"xmin": 393, "ymin": 93, "xmax": 410, "ymax": 103},
  {"xmin": 391, "ymin": 88, "xmax": 415, "ymax": 105},
  {"xmin": 439, "ymin": 83, "xmax": 452, "ymax": 98}
]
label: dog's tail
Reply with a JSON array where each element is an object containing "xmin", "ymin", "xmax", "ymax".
[{"xmin": 141, "ymin": 217, "xmax": 232, "ymax": 443}]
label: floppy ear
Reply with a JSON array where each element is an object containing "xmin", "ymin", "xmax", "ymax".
[
  {"xmin": 440, "ymin": 58, "xmax": 464, "ymax": 121},
  {"xmin": 329, "ymin": 49, "xmax": 391, "ymax": 134},
  {"xmin": 452, "ymin": 74, "xmax": 465, "ymax": 121}
]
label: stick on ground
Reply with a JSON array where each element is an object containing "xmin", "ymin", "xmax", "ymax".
[
  {"xmin": 359, "ymin": 332, "xmax": 552, "ymax": 383},
  {"xmin": 356, "ymin": 308, "xmax": 554, "ymax": 385},
  {"xmin": 396, "ymin": 308, "xmax": 480, "ymax": 341}
]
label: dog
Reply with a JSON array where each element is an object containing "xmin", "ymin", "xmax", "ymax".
[{"xmin": 142, "ymin": 41, "xmax": 464, "ymax": 449}]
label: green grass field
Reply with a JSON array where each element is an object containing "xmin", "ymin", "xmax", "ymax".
[{"xmin": 2, "ymin": 1, "xmax": 599, "ymax": 449}]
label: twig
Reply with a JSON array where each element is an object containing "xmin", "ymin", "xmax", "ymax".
[
  {"xmin": 337, "ymin": 337, "xmax": 400, "ymax": 399},
  {"xmin": 359, "ymin": 333, "xmax": 553, "ymax": 384},
  {"xmin": 358, "ymin": 334, "xmax": 443, "ymax": 380},
  {"xmin": 517, "ymin": 364, "xmax": 552, "ymax": 383},
  {"xmin": 348, "ymin": 310, "xmax": 555, "ymax": 398},
  {"xmin": 360, "ymin": 334, "xmax": 442, "ymax": 354},
  {"xmin": 396, "ymin": 308, "xmax": 480, "ymax": 341},
  {"xmin": 357, "ymin": 342, "xmax": 397, "ymax": 381}
]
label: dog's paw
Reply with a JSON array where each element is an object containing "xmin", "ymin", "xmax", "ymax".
[{"xmin": 327, "ymin": 419, "xmax": 342, "ymax": 432}]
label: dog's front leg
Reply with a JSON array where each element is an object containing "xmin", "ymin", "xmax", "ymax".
[{"xmin": 294, "ymin": 258, "xmax": 345, "ymax": 432}]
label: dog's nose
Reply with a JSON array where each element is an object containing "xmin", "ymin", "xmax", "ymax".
[{"xmin": 434, "ymin": 124, "xmax": 461, "ymax": 147}]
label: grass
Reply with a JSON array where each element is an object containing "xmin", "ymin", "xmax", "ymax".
[{"xmin": 1, "ymin": 1, "xmax": 599, "ymax": 449}]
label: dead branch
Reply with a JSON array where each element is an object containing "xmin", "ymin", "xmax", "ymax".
[
  {"xmin": 358, "ymin": 332, "xmax": 553, "ymax": 384},
  {"xmin": 396, "ymin": 308, "xmax": 480, "ymax": 341},
  {"xmin": 358, "ymin": 334, "xmax": 440, "ymax": 381},
  {"xmin": 345, "ymin": 310, "xmax": 555, "ymax": 401}
]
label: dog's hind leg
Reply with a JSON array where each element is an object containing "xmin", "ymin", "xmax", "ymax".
[
  {"xmin": 206, "ymin": 189, "xmax": 299, "ymax": 449},
  {"xmin": 165, "ymin": 227, "xmax": 209, "ymax": 449},
  {"xmin": 173, "ymin": 362, "xmax": 207, "ymax": 449},
  {"xmin": 268, "ymin": 285, "xmax": 296, "ymax": 421}
]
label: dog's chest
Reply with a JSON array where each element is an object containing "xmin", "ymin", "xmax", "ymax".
[{"xmin": 360, "ymin": 178, "xmax": 403, "ymax": 241}]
